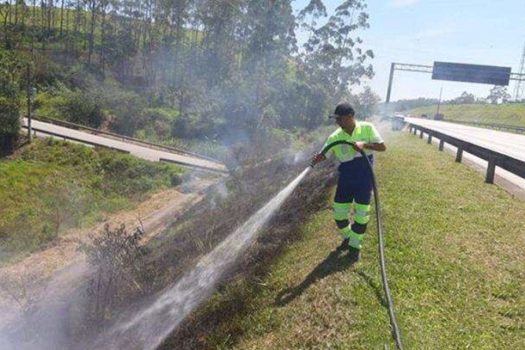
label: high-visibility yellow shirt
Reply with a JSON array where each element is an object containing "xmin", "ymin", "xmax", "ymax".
[{"xmin": 323, "ymin": 121, "xmax": 384, "ymax": 163}]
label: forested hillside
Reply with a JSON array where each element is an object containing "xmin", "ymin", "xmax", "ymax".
[{"xmin": 1, "ymin": 0, "xmax": 378, "ymax": 158}]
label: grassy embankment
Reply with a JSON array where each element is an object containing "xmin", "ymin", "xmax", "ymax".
[
  {"xmin": 0, "ymin": 138, "xmax": 183, "ymax": 265},
  {"xmin": 188, "ymin": 131, "xmax": 524, "ymax": 349},
  {"xmin": 409, "ymin": 103, "xmax": 525, "ymax": 127}
]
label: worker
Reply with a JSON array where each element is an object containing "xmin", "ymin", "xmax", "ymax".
[{"xmin": 311, "ymin": 102, "xmax": 386, "ymax": 262}]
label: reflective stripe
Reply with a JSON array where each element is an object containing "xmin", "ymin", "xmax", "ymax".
[
  {"xmin": 349, "ymin": 230, "xmax": 364, "ymax": 249},
  {"xmin": 340, "ymin": 226, "xmax": 352, "ymax": 239},
  {"xmin": 333, "ymin": 202, "xmax": 351, "ymax": 220},
  {"xmin": 354, "ymin": 203, "xmax": 370, "ymax": 224},
  {"xmin": 354, "ymin": 215, "xmax": 370, "ymax": 224},
  {"xmin": 334, "ymin": 213, "xmax": 347, "ymax": 220},
  {"xmin": 333, "ymin": 202, "xmax": 352, "ymax": 209},
  {"xmin": 355, "ymin": 210, "xmax": 369, "ymax": 217},
  {"xmin": 354, "ymin": 203, "xmax": 371, "ymax": 212},
  {"xmin": 349, "ymin": 237, "xmax": 361, "ymax": 249}
]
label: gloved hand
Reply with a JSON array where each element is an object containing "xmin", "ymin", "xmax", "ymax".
[
  {"xmin": 351, "ymin": 141, "xmax": 366, "ymax": 153},
  {"xmin": 310, "ymin": 153, "xmax": 326, "ymax": 167}
]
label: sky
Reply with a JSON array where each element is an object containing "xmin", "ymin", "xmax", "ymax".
[{"xmin": 292, "ymin": 0, "xmax": 525, "ymax": 102}]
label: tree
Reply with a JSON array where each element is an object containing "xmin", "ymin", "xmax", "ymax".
[
  {"xmin": 451, "ymin": 91, "xmax": 476, "ymax": 104},
  {"xmin": 487, "ymin": 86, "xmax": 511, "ymax": 104},
  {"xmin": 351, "ymin": 86, "xmax": 380, "ymax": 119},
  {"xmin": 0, "ymin": 50, "xmax": 26, "ymax": 156},
  {"xmin": 300, "ymin": 0, "xmax": 374, "ymax": 102}
]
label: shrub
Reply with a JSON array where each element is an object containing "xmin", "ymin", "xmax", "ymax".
[
  {"xmin": 58, "ymin": 90, "xmax": 104, "ymax": 128},
  {"xmin": 79, "ymin": 224, "xmax": 147, "ymax": 321}
]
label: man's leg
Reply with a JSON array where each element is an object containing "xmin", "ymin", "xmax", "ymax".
[
  {"xmin": 348, "ymin": 202, "xmax": 371, "ymax": 249},
  {"xmin": 333, "ymin": 175, "xmax": 354, "ymax": 249},
  {"xmin": 348, "ymin": 187, "xmax": 373, "ymax": 251},
  {"xmin": 333, "ymin": 201, "xmax": 352, "ymax": 247}
]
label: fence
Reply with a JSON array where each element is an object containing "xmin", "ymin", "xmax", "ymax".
[{"xmin": 21, "ymin": 122, "xmax": 228, "ymax": 174}]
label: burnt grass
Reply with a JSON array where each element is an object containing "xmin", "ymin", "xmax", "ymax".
[
  {"xmin": 71, "ymin": 153, "xmax": 336, "ymax": 348},
  {"xmin": 145, "ymin": 157, "xmax": 337, "ymax": 349}
]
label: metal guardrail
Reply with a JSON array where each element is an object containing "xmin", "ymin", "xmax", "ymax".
[
  {"xmin": 441, "ymin": 119, "xmax": 525, "ymax": 134},
  {"xmin": 23, "ymin": 124, "xmax": 229, "ymax": 174},
  {"xmin": 25, "ymin": 115, "xmax": 222, "ymax": 163},
  {"xmin": 406, "ymin": 123, "xmax": 525, "ymax": 184},
  {"xmin": 159, "ymin": 158, "xmax": 228, "ymax": 175},
  {"xmin": 22, "ymin": 125, "xmax": 131, "ymax": 154}
]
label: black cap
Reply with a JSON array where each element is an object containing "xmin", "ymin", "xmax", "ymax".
[{"xmin": 329, "ymin": 102, "xmax": 355, "ymax": 119}]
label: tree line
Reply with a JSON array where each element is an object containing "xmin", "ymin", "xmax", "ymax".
[{"xmin": 1, "ymin": 0, "xmax": 376, "ymax": 157}]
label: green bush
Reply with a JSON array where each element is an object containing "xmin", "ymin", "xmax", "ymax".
[
  {"xmin": 58, "ymin": 90, "xmax": 104, "ymax": 128},
  {"xmin": 0, "ymin": 49, "xmax": 26, "ymax": 155}
]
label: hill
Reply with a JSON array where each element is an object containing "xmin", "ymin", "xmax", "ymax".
[{"xmin": 408, "ymin": 103, "xmax": 525, "ymax": 127}]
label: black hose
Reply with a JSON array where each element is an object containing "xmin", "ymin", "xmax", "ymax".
[{"xmin": 319, "ymin": 141, "xmax": 404, "ymax": 350}]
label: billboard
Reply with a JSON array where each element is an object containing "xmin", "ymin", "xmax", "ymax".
[{"xmin": 432, "ymin": 62, "xmax": 511, "ymax": 86}]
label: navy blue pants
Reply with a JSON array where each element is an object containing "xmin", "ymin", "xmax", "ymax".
[
  {"xmin": 334, "ymin": 156, "xmax": 373, "ymax": 204},
  {"xmin": 332, "ymin": 156, "xmax": 374, "ymax": 249}
]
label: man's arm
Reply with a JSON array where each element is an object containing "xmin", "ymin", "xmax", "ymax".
[
  {"xmin": 352, "ymin": 141, "xmax": 386, "ymax": 152},
  {"xmin": 364, "ymin": 142, "xmax": 386, "ymax": 151}
]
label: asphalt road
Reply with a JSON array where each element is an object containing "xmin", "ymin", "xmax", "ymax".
[
  {"xmin": 404, "ymin": 117, "xmax": 525, "ymax": 197},
  {"xmin": 22, "ymin": 118, "xmax": 227, "ymax": 173},
  {"xmin": 405, "ymin": 117, "xmax": 525, "ymax": 162}
]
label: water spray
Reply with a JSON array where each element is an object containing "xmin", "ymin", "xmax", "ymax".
[
  {"xmin": 89, "ymin": 167, "xmax": 311, "ymax": 350},
  {"xmin": 312, "ymin": 141, "xmax": 404, "ymax": 350}
]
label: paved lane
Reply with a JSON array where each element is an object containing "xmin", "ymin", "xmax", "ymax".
[
  {"xmin": 22, "ymin": 118, "xmax": 227, "ymax": 173},
  {"xmin": 404, "ymin": 117, "xmax": 525, "ymax": 198},
  {"xmin": 405, "ymin": 117, "xmax": 525, "ymax": 161}
]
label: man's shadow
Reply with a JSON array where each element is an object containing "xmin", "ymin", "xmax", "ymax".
[{"xmin": 275, "ymin": 249, "xmax": 356, "ymax": 306}]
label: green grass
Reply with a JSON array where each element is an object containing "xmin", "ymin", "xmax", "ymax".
[
  {"xmin": 190, "ymin": 132, "xmax": 525, "ymax": 349},
  {"xmin": 0, "ymin": 138, "xmax": 183, "ymax": 265},
  {"xmin": 409, "ymin": 103, "xmax": 525, "ymax": 127}
]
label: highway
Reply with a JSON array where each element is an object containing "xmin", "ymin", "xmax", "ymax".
[
  {"xmin": 405, "ymin": 117, "xmax": 525, "ymax": 162},
  {"xmin": 22, "ymin": 118, "xmax": 227, "ymax": 173},
  {"xmin": 404, "ymin": 117, "xmax": 525, "ymax": 197}
]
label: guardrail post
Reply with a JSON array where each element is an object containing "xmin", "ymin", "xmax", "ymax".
[
  {"xmin": 427, "ymin": 134, "xmax": 432, "ymax": 144},
  {"xmin": 419, "ymin": 130, "xmax": 424, "ymax": 138},
  {"xmin": 413, "ymin": 127, "xmax": 417, "ymax": 135},
  {"xmin": 485, "ymin": 158, "xmax": 496, "ymax": 184},
  {"xmin": 455, "ymin": 147, "xmax": 463, "ymax": 163},
  {"xmin": 439, "ymin": 140, "xmax": 444, "ymax": 151}
]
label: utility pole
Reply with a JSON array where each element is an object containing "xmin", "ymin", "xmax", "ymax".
[
  {"xmin": 436, "ymin": 87, "xmax": 443, "ymax": 118},
  {"xmin": 385, "ymin": 63, "xmax": 395, "ymax": 103},
  {"xmin": 514, "ymin": 41, "xmax": 525, "ymax": 101},
  {"xmin": 26, "ymin": 64, "xmax": 33, "ymax": 143}
]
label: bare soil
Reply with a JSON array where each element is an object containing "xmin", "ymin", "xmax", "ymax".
[{"xmin": 0, "ymin": 174, "xmax": 216, "ymax": 331}]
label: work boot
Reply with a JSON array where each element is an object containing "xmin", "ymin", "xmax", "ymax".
[
  {"xmin": 336, "ymin": 238, "xmax": 349, "ymax": 251},
  {"xmin": 347, "ymin": 246, "xmax": 360, "ymax": 263}
]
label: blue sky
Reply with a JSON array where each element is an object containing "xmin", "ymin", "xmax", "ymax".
[{"xmin": 292, "ymin": 0, "xmax": 525, "ymax": 101}]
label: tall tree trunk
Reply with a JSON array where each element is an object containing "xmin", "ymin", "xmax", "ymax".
[
  {"xmin": 47, "ymin": 0, "xmax": 53, "ymax": 33},
  {"xmin": 59, "ymin": 0, "xmax": 64, "ymax": 36},
  {"xmin": 7, "ymin": 0, "xmax": 12, "ymax": 25},
  {"xmin": 87, "ymin": 0, "xmax": 96, "ymax": 64},
  {"xmin": 100, "ymin": 6, "xmax": 106, "ymax": 75},
  {"xmin": 14, "ymin": 0, "xmax": 18, "ymax": 25}
]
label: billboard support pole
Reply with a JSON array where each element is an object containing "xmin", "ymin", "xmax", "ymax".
[
  {"xmin": 436, "ymin": 87, "xmax": 443, "ymax": 117},
  {"xmin": 386, "ymin": 63, "xmax": 395, "ymax": 103}
]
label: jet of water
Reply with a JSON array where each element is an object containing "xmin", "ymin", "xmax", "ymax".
[{"xmin": 91, "ymin": 167, "xmax": 311, "ymax": 350}]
